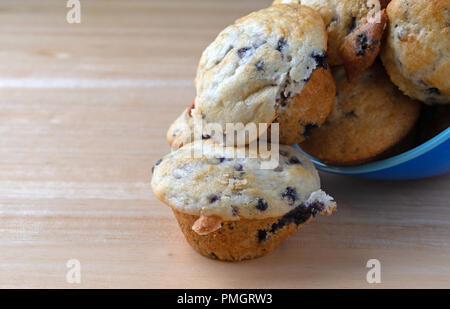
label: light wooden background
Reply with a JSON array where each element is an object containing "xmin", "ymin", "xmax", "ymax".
[{"xmin": 0, "ymin": 0, "xmax": 449, "ymax": 289}]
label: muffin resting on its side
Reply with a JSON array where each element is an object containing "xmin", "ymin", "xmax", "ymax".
[
  {"xmin": 151, "ymin": 140, "xmax": 337, "ymax": 261},
  {"xmin": 300, "ymin": 62, "xmax": 421, "ymax": 165}
]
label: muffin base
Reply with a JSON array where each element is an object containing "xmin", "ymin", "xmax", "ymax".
[{"xmin": 172, "ymin": 199, "xmax": 336, "ymax": 261}]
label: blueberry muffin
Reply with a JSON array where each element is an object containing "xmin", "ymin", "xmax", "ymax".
[
  {"xmin": 151, "ymin": 140, "xmax": 337, "ymax": 261},
  {"xmin": 381, "ymin": 0, "xmax": 450, "ymax": 104},
  {"xmin": 300, "ymin": 62, "xmax": 421, "ymax": 165},
  {"xmin": 167, "ymin": 100, "xmax": 197, "ymax": 150},
  {"xmin": 273, "ymin": 0, "xmax": 389, "ymax": 72},
  {"xmin": 192, "ymin": 4, "xmax": 334, "ymax": 145}
]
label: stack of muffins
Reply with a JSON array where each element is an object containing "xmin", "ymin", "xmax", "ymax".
[{"xmin": 152, "ymin": 0, "xmax": 449, "ymax": 261}]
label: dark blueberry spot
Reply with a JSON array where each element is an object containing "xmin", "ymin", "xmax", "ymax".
[
  {"xmin": 227, "ymin": 223, "xmax": 234, "ymax": 230},
  {"xmin": 257, "ymin": 201, "xmax": 328, "ymax": 242},
  {"xmin": 256, "ymin": 198, "xmax": 268, "ymax": 211},
  {"xmin": 303, "ymin": 75, "xmax": 311, "ymax": 83},
  {"xmin": 279, "ymin": 99, "xmax": 288, "ymax": 107},
  {"xmin": 234, "ymin": 164, "xmax": 243, "ymax": 171},
  {"xmin": 237, "ymin": 47, "xmax": 251, "ymax": 58},
  {"xmin": 356, "ymin": 33, "xmax": 369, "ymax": 56},
  {"xmin": 231, "ymin": 206, "xmax": 239, "ymax": 217},
  {"xmin": 202, "ymin": 134, "xmax": 211, "ymax": 140},
  {"xmin": 288, "ymin": 156, "xmax": 302, "ymax": 165},
  {"xmin": 281, "ymin": 91, "xmax": 291, "ymax": 100},
  {"xmin": 152, "ymin": 158, "xmax": 163, "ymax": 174},
  {"xmin": 281, "ymin": 187, "xmax": 299, "ymax": 206},
  {"xmin": 270, "ymin": 202, "xmax": 325, "ymax": 233},
  {"xmin": 276, "ymin": 38, "xmax": 287, "ymax": 52},
  {"xmin": 257, "ymin": 230, "xmax": 268, "ymax": 242},
  {"xmin": 279, "ymin": 149, "xmax": 288, "ymax": 156},
  {"xmin": 303, "ymin": 123, "xmax": 318, "ymax": 138},
  {"xmin": 311, "ymin": 51, "xmax": 328, "ymax": 69},
  {"xmin": 208, "ymin": 194, "xmax": 220, "ymax": 204},
  {"xmin": 255, "ymin": 60, "xmax": 264, "ymax": 71},
  {"xmin": 217, "ymin": 157, "xmax": 232, "ymax": 163},
  {"xmin": 308, "ymin": 201, "xmax": 325, "ymax": 217},
  {"xmin": 278, "ymin": 87, "xmax": 291, "ymax": 107},
  {"xmin": 348, "ymin": 16, "xmax": 357, "ymax": 33},
  {"xmin": 426, "ymin": 88, "xmax": 441, "ymax": 95},
  {"xmin": 345, "ymin": 110, "xmax": 357, "ymax": 118},
  {"xmin": 279, "ymin": 99, "xmax": 288, "ymax": 108}
]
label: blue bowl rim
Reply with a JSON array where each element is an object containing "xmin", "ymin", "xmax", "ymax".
[{"xmin": 295, "ymin": 127, "xmax": 450, "ymax": 175}]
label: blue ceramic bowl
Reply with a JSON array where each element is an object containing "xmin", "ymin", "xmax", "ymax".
[{"xmin": 295, "ymin": 127, "xmax": 450, "ymax": 180}]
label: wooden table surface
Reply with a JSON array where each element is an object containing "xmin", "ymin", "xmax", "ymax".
[{"xmin": 0, "ymin": 0, "xmax": 449, "ymax": 289}]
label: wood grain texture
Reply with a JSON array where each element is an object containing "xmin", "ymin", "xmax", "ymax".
[{"xmin": 0, "ymin": 0, "xmax": 449, "ymax": 288}]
